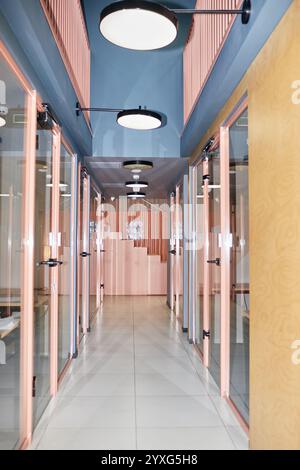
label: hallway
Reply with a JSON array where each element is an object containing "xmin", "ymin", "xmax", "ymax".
[{"xmin": 31, "ymin": 297, "xmax": 248, "ymax": 450}]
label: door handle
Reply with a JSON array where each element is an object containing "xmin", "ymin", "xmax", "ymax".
[
  {"xmin": 207, "ymin": 258, "xmax": 221, "ymax": 266},
  {"xmin": 39, "ymin": 258, "xmax": 63, "ymax": 267},
  {"xmin": 80, "ymin": 252, "xmax": 91, "ymax": 258},
  {"xmin": 169, "ymin": 250, "xmax": 176, "ymax": 255}
]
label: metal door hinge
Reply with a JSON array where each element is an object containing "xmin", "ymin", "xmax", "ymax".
[
  {"xmin": 32, "ymin": 376, "xmax": 37, "ymax": 397},
  {"xmin": 203, "ymin": 330, "xmax": 210, "ymax": 340}
]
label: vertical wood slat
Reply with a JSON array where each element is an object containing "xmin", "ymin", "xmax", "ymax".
[
  {"xmin": 40, "ymin": 0, "xmax": 90, "ymax": 111},
  {"xmin": 183, "ymin": 0, "xmax": 243, "ymax": 125}
]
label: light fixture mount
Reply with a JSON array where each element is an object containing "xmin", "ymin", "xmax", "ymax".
[
  {"xmin": 76, "ymin": 103, "xmax": 162, "ymax": 131},
  {"xmin": 99, "ymin": 0, "xmax": 251, "ymax": 51}
]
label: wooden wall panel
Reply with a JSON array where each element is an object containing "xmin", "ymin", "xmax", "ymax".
[
  {"xmin": 247, "ymin": 0, "xmax": 300, "ymax": 450},
  {"xmin": 189, "ymin": 0, "xmax": 299, "ymax": 449}
]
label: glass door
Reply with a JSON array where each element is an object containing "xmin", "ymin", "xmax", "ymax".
[
  {"xmin": 89, "ymin": 186, "xmax": 98, "ymax": 327},
  {"xmin": 207, "ymin": 148, "xmax": 221, "ymax": 387},
  {"xmin": 57, "ymin": 144, "xmax": 73, "ymax": 376},
  {"xmin": 32, "ymin": 125, "xmax": 53, "ymax": 427},
  {"xmin": 0, "ymin": 54, "xmax": 27, "ymax": 449},
  {"xmin": 228, "ymin": 108, "xmax": 249, "ymax": 423},
  {"xmin": 195, "ymin": 162, "xmax": 204, "ymax": 353},
  {"xmin": 175, "ymin": 185, "xmax": 183, "ymax": 320},
  {"xmin": 77, "ymin": 168, "xmax": 90, "ymax": 340}
]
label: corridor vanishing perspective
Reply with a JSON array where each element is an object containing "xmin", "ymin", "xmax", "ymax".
[
  {"xmin": 30, "ymin": 297, "xmax": 247, "ymax": 450},
  {"xmin": 1, "ymin": 0, "xmax": 300, "ymax": 453}
]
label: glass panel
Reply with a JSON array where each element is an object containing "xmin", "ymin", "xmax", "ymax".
[
  {"xmin": 229, "ymin": 108, "xmax": 249, "ymax": 423},
  {"xmin": 57, "ymin": 145, "xmax": 73, "ymax": 375},
  {"xmin": 0, "ymin": 56, "xmax": 26, "ymax": 449},
  {"xmin": 89, "ymin": 188, "xmax": 98, "ymax": 326},
  {"xmin": 178, "ymin": 187, "xmax": 184, "ymax": 320},
  {"xmin": 33, "ymin": 127, "xmax": 52, "ymax": 427},
  {"xmin": 195, "ymin": 163, "xmax": 204, "ymax": 352},
  {"xmin": 208, "ymin": 149, "xmax": 221, "ymax": 387}
]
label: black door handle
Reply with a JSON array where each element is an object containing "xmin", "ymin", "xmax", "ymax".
[
  {"xmin": 100, "ymin": 250, "xmax": 106, "ymax": 253},
  {"xmin": 207, "ymin": 258, "xmax": 221, "ymax": 266},
  {"xmin": 80, "ymin": 252, "xmax": 91, "ymax": 258},
  {"xmin": 169, "ymin": 250, "xmax": 176, "ymax": 255},
  {"xmin": 39, "ymin": 258, "xmax": 63, "ymax": 267}
]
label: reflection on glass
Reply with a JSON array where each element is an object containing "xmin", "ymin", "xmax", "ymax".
[
  {"xmin": 0, "ymin": 56, "xmax": 26, "ymax": 449},
  {"xmin": 57, "ymin": 145, "xmax": 72, "ymax": 375},
  {"xmin": 229, "ymin": 108, "xmax": 249, "ymax": 423},
  {"xmin": 208, "ymin": 149, "xmax": 221, "ymax": 387},
  {"xmin": 195, "ymin": 163, "xmax": 204, "ymax": 352},
  {"xmin": 178, "ymin": 187, "xmax": 184, "ymax": 320},
  {"xmin": 78, "ymin": 181, "xmax": 84, "ymax": 340},
  {"xmin": 89, "ymin": 188, "xmax": 98, "ymax": 326},
  {"xmin": 33, "ymin": 128, "xmax": 52, "ymax": 427}
]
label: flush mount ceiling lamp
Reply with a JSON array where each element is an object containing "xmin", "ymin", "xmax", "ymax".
[
  {"xmin": 0, "ymin": 80, "xmax": 8, "ymax": 128},
  {"xmin": 117, "ymin": 108, "xmax": 161, "ymax": 130},
  {"xmin": 125, "ymin": 181, "xmax": 149, "ymax": 189},
  {"xmin": 123, "ymin": 160, "xmax": 153, "ymax": 171},
  {"xmin": 99, "ymin": 0, "xmax": 251, "ymax": 51},
  {"xmin": 127, "ymin": 191, "xmax": 146, "ymax": 198},
  {"xmin": 76, "ymin": 103, "xmax": 162, "ymax": 131}
]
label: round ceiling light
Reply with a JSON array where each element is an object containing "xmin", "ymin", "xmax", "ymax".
[
  {"xmin": 123, "ymin": 160, "xmax": 153, "ymax": 171},
  {"xmin": 0, "ymin": 116, "xmax": 6, "ymax": 127},
  {"xmin": 117, "ymin": 108, "xmax": 162, "ymax": 130},
  {"xmin": 100, "ymin": 1, "xmax": 178, "ymax": 51},
  {"xmin": 125, "ymin": 181, "xmax": 148, "ymax": 189},
  {"xmin": 127, "ymin": 192, "xmax": 146, "ymax": 198}
]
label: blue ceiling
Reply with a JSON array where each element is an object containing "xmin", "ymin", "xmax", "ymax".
[{"xmin": 83, "ymin": 0, "xmax": 195, "ymax": 159}]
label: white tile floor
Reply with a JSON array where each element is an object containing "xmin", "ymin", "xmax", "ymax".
[{"xmin": 31, "ymin": 296, "xmax": 249, "ymax": 450}]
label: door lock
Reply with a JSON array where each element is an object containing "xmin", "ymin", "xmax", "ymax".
[
  {"xmin": 207, "ymin": 258, "xmax": 221, "ymax": 266},
  {"xmin": 169, "ymin": 249, "xmax": 176, "ymax": 255},
  {"xmin": 80, "ymin": 252, "xmax": 91, "ymax": 258}
]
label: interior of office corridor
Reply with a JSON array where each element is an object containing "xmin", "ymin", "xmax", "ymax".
[{"xmin": 1, "ymin": 0, "xmax": 300, "ymax": 452}]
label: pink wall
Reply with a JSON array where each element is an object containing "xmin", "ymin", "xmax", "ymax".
[
  {"xmin": 183, "ymin": 0, "xmax": 243, "ymax": 124},
  {"xmin": 104, "ymin": 238, "xmax": 167, "ymax": 296}
]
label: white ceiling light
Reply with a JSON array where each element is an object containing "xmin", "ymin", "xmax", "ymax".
[
  {"xmin": 127, "ymin": 192, "xmax": 146, "ymax": 198},
  {"xmin": 100, "ymin": 1, "xmax": 178, "ymax": 51},
  {"xmin": 125, "ymin": 181, "xmax": 148, "ymax": 189},
  {"xmin": 117, "ymin": 108, "xmax": 162, "ymax": 130},
  {"xmin": 99, "ymin": 1, "xmax": 251, "ymax": 51}
]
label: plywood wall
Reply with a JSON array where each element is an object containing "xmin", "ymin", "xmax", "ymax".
[
  {"xmin": 247, "ymin": 0, "xmax": 300, "ymax": 450},
  {"xmin": 190, "ymin": 0, "xmax": 300, "ymax": 449}
]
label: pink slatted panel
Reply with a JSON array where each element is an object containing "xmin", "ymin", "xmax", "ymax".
[
  {"xmin": 183, "ymin": 0, "xmax": 243, "ymax": 125},
  {"xmin": 41, "ymin": 0, "xmax": 90, "ymax": 111}
]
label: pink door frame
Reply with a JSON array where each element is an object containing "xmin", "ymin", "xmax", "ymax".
[{"xmin": 220, "ymin": 96, "xmax": 249, "ymax": 432}]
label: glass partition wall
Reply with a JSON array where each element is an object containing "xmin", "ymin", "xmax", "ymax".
[
  {"xmin": 191, "ymin": 100, "xmax": 249, "ymax": 428},
  {"xmin": 193, "ymin": 145, "xmax": 221, "ymax": 380},
  {"xmin": 32, "ymin": 126, "xmax": 53, "ymax": 427},
  {"xmin": 0, "ymin": 54, "xmax": 27, "ymax": 450},
  {"xmin": 195, "ymin": 162, "xmax": 204, "ymax": 354},
  {"xmin": 57, "ymin": 144, "xmax": 73, "ymax": 375},
  {"xmin": 89, "ymin": 186, "xmax": 98, "ymax": 327},
  {"xmin": 228, "ymin": 108, "xmax": 249, "ymax": 423}
]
